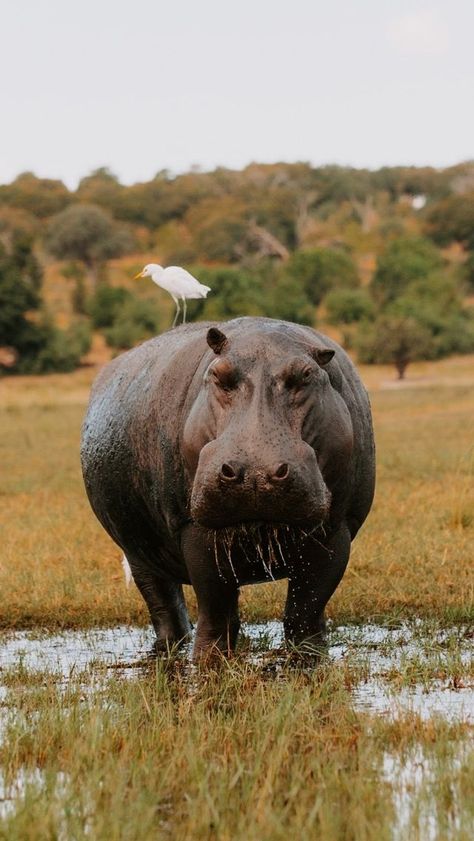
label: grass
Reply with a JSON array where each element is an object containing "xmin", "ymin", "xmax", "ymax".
[
  {"xmin": 0, "ymin": 355, "xmax": 473, "ymax": 629},
  {"xmin": 0, "ymin": 657, "xmax": 472, "ymax": 841},
  {"xmin": 0, "ymin": 353, "xmax": 473, "ymax": 839}
]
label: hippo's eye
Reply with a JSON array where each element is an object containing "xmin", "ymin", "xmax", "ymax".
[
  {"xmin": 211, "ymin": 362, "xmax": 238, "ymax": 393},
  {"xmin": 296, "ymin": 366, "xmax": 313, "ymax": 388},
  {"xmin": 284, "ymin": 366, "xmax": 313, "ymax": 391}
]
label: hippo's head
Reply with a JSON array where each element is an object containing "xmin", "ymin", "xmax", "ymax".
[{"xmin": 182, "ymin": 323, "xmax": 354, "ymax": 531}]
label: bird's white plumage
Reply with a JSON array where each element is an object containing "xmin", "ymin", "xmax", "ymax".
[
  {"xmin": 135, "ymin": 263, "xmax": 211, "ymax": 326},
  {"xmin": 154, "ymin": 266, "xmax": 210, "ymax": 299}
]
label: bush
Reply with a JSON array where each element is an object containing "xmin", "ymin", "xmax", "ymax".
[
  {"xmin": 284, "ymin": 248, "xmax": 359, "ymax": 306},
  {"xmin": 88, "ymin": 285, "xmax": 132, "ymax": 328},
  {"xmin": 10, "ymin": 318, "xmax": 91, "ymax": 374},
  {"xmin": 193, "ymin": 266, "xmax": 266, "ymax": 321},
  {"xmin": 45, "ymin": 204, "xmax": 134, "ymax": 282},
  {"xmin": 191, "ymin": 263, "xmax": 315, "ymax": 325},
  {"xmin": 370, "ymin": 237, "xmax": 442, "ymax": 305},
  {"xmin": 427, "ymin": 192, "xmax": 474, "ymax": 250},
  {"xmin": 324, "ymin": 288, "xmax": 375, "ymax": 325},
  {"xmin": 264, "ymin": 271, "xmax": 314, "ymax": 325},
  {"xmin": 105, "ymin": 298, "xmax": 162, "ymax": 349},
  {"xmin": 462, "ymin": 252, "xmax": 474, "ymax": 293}
]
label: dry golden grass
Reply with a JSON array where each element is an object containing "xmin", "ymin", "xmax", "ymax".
[
  {"xmin": 0, "ymin": 354, "xmax": 473, "ymax": 629},
  {"xmin": 0, "ymin": 657, "xmax": 472, "ymax": 841}
]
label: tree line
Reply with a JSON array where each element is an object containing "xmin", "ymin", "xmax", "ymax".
[{"xmin": 1, "ymin": 162, "xmax": 473, "ymax": 377}]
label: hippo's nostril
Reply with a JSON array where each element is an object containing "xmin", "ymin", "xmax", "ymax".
[
  {"xmin": 272, "ymin": 462, "xmax": 289, "ymax": 481},
  {"xmin": 220, "ymin": 462, "xmax": 241, "ymax": 482}
]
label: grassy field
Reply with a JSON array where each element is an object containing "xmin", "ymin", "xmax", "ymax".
[
  {"xmin": 0, "ymin": 655, "xmax": 472, "ymax": 841},
  {"xmin": 0, "ymin": 353, "xmax": 473, "ymax": 629},
  {"xmin": 0, "ymin": 352, "xmax": 473, "ymax": 839}
]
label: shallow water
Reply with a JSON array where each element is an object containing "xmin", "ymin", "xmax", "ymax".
[
  {"xmin": 0, "ymin": 621, "xmax": 472, "ymax": 723},
  {"xmin": 0, "ymin": 622, "xmax": 472, "ymax": 830}
]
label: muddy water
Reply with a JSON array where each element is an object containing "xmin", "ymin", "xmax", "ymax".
[{"xmin": 1, "ymin": 621, "xmax": 472, "ymax": 723}]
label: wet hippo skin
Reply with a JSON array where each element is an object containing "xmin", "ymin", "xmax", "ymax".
[{"xmin": 81, "ymin": 317, "xmax": 375, "ymax": 659}]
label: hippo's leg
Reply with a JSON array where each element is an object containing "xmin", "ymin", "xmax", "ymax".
[
  {"xmin": 284, "ymin": 524, "xmax": 351, "ymax": 651},
  {"xmin": 128, "ymin": 558, "xmax": 192, "ymax": 651},
  {"xmin": 181, "ymin": 526, "xmax": 240, "ymax": 659}
]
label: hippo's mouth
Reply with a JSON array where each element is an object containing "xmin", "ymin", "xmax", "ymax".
[{"xmin": 191, "ymin": 500, "xmax": 330, "ymax": 533}]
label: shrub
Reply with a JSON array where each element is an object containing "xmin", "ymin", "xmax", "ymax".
[
  {"xmin": 193, "ymin": 266, "xmax": 266, "ymax": 321},
  {"xmin": 324, "ymin": 288, "xmax": 375, "ymax": 325},
  {"xmin": 284, "ymin": 248, "xmax": 359, "ymax": 306},
  {"xmin": 370, "ymin": 237, "xmax": 442, "ymax": 306},
  {"xmin": 88, "ymin": 285, "xmax": 132, "ymax": 328},
  {"xmin": 462, "ymin": 252, "xmax": 474, "ymax": 293},
  {"xmin": 105, "ymin": 298, "xmax": 162, "ymax": 349}
]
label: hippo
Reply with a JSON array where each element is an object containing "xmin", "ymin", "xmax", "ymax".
[{"xmin": 81, "ymin": 317, "xmax": 375, "ymax": 658}]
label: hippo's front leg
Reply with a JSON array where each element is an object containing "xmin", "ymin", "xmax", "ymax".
[
  {"xmin": 181, "ymin": 525, "xmax": 240, "ymax": 659},
  {"xmin": 284, "ymin": 524, "xmax": 351, "ymax": 651}
]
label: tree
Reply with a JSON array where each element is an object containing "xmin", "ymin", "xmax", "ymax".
[
  {"xmin": 0, "ymin": 207, "xmax": 38, "ymax": 249},
  {"xmin": 387, "ymin": 275, "xmax": 474, "ymax": 358},
  {"xmin": 0, "ymin": 236, "xmax": 90, "ymax": 374},
  {"xmin": 370, "ymin": 237, "xmax": 442, "ymax": 306},
  {"xmin": 264, "ymin": 271, "xmax": 314, "ymax": 324},
  {"xmin": 191, "ymin": 263, "xmax": 314, "ymax": 325},
  {"xmin": 284, "ymin": 248, "xmax": 359, "ymax": 306},
  {"xmin": 45, "ymin": 204, "xmax": 133, "ymax": 285},
  {"xmin": 324, "ymin": 288, "xmax": 375, "ymax": 325},
  {"xmin": 185, "ymin": 198, "xmax": 249, "ymax": 263},
  {"xmin": 462, "ymin": 252, "xmax": 474, "ymax": 293},
  {"xmin": 76, "ymin": 167, "xmax": 124, "ymax": 214},
  {"xmin": 0, "ymin": 172, "xmax": 70, "ymax": 218},
  {"xmin": 426, "ymin": 193, "xmax": 474, "ymax": 250},
  {"xmin": 191, "ymin": 266, "xmax": 266, "ymax": 320},
  {"xmin": 0, "ymin": 238, "xmax": 42, "ymax": 349},
  {"xmin": 88, "ymin": 285, "xmax": 132, "ymax": 328},
  {"xmin": 355, "ymin": 315, "xmax": 435, "ymax": 379},
  {"xmin": 105, "ymin": 298, "xmax": 163, "ymax": 349}
]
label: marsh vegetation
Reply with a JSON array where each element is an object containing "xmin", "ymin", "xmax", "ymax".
[{"xmin": 0, "ymin": 356, "xmax": 473, "ymax": 838}]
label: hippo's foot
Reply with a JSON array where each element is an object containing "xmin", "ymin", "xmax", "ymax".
[
  {"xmin": 148, "ymin": 634, "xmax": 190, "ymax": 660},
  {"xmin": 286, "ymin": 633, "xmax": 329, "ymax": 670},
  {"xmin": 192, "ymin": 617, "xmax": 241, "ymax": 661}
]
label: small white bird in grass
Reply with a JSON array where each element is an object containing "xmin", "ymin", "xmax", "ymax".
[{"xmin": 134, "ymin": 263, "xmax": 211, "ymax": 327}]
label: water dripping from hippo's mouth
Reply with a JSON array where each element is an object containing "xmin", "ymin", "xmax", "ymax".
[{"xmin": 206, "ymin": 521, "xmax": 330, "ymax": 583}]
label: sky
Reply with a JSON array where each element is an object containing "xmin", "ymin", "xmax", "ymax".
[{"xmin": 1, "ymin": 0, "xmax": 473, "ymax": 187}]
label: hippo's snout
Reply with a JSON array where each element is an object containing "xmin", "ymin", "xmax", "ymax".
[{"xmin": 190, "ymin": 443, "xmax": 331, "ymax": 529}]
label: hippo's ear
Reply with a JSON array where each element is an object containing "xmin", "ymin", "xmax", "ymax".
[
  {"xmin": 207, "ymin": 327, "xmax": 229, "ymax": 355},
  {"xmin": 312, "ymin": 347, "xmax": 335, "ymax": 367}
]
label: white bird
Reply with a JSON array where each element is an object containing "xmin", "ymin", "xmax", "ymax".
[{"xmin": 134, "ymin": 263, "xmax": 211, "ymax": 327}]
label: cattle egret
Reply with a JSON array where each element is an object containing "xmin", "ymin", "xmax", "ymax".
[{"xmin": 134, "ymin": 263, "xmax": 211, "ymax": 327}]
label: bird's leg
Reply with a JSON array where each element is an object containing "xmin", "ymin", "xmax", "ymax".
[
  {"xmin": 172, "ymin": 296, "xmax": 180, "ymax": 328},
  {"xmin": 182, "ymin": 297, "xmax": 187, "ymax": 324}
]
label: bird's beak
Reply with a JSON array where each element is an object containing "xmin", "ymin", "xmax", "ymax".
[{"xmin": 133, "ymin": 271, "xmax": 144, "ymax": 280}]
